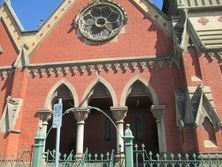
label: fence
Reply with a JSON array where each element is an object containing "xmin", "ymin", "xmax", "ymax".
[
  {"xmin": 44, "ymin": 148, "xmax": 115, "ymax": 167},
  {"xmin": 2, "ymin": 125, "xmax": 222, "ymax": 167},
  {"xmin": 0, "ymin": 145, "xmax": 32, "ymax": 167},
  {"xmin": 134, "ymin": 144, "xmax": 222, "ymax": 167}
]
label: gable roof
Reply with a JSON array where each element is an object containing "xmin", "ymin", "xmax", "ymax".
[
  {"xmin": 194, "ymin": 87, "xmax": 221, "ymax": 127},
  {"xmin": 130, "ymin": 0, "xmax": 172, "ymax": 37},
  {"xmin": 1, "ymin": 0, "xmax": 173, "ymax": 56},
  {"xmin": 0, "ymin": 0, "xmax": 78, "ymax": 53}
]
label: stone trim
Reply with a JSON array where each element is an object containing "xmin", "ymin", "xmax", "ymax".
[
  {"xmin": 81, "ymin": 76, "xmax": 118, "ymax": 107},
  {"xmin": 151, "ymin": 105, "xmax": 165, "ymax": 122},
  {"xmin": 110, "ymin": 106, "xmax": 128, "ymax": 122},
  {"xmin": 205, "ymin": 51, "xmax": 222, "ymax": 61},
  {"xmin": 150, "ymin": 104, "xmax": 167, "ymax": 152},
  {"xmin": 73, "ymin": 108, "xmax": 90, "ymax": 123},
  {"xmin": 44, "ymin": 79, "xmax": 79, "ymax": 109},
  {"xmin": 27, "ymin": 56, "xmax": 178, "ymax": 77},
  {"xmin": 36, "ymin": 109, "xmax": 53, "ymax": 123},
  {"xmin": 131, "ymin": 0, "xmax": 172, "ymax": 37},
  {"xmin": 0, "ymin": 96, "xmax": 23, "ymax": 133},
  {"xmin": 187, "ymin": 19, "xmax": 222, "ymax": 53},
  {"xmin": 120, "ymin": 75, "xmax": 159, "ymax": 106},
  {"xmin": 0, "ymin": 66, "xmax": 14, "ymax": 78},
  {"xmin": 177, "ymin": 0, "xmax": 222, "ymax": 10}
]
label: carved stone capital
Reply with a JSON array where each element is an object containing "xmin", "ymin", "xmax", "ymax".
[
  {"xmin": 73, "ymin": 108, "xmax": 90, "ymax": 123},
  {"xmin": 110, "ymin": 106, "xmax": 128, "ymax": 123},
  {"xmin": 36, "ymin": 109, "xmax": 53, "ymax": 123},
  {"xmin": 151, "ymin": 105, "xmax": 165, "ymax": 123}
]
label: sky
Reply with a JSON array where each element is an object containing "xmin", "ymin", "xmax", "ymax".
[{"xmin": 0, "ymin": 0, "xmax": 163, "ymax": 31}]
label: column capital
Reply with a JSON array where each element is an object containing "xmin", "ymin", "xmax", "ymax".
[
  {"xmin": 36, "ymin": 109, "xmax": 53, "ymax": 122},
  {"xmin": 151, "ymin": 105, "xmax": 165, "ymax": 122},
  {"xmin": 73, "ymin": 108, "xmax": 90, "ymax": 123},
  {"xmin": 110, "ymin": 106, "xmax": 128, "ymax": 122}
]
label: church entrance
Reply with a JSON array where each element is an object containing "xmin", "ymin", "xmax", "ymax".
[
  {"xmin": 45, "ymin": 84, "xmax": 77, "ymax": 155},
  {"xmin": 125, "ymin": 81, "xmax": 159, "ymax": 153},
  {"xmin": 84, "ymin": 83, "xmax": 116, "ymax": 154}
]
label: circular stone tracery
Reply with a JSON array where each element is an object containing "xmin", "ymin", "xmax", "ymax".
[{"xmin": 75, "ymin": 0, "xmax": 127, "ymax": 42}]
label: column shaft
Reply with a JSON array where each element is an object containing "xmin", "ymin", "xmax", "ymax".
[
  {"xmin": 76, "ymin": 121, "xmax": 85, "ymax": 155},
  {"xmin": 73, "ymin": 108, "xmax": 89, "ymax": 157},
  {"xmin": 116, "ymin": 121, "xmax": 124, "ymax": 152},
  {"xmin": 111, "ymin": 106, "xmax": 128, "ymax": 154}
]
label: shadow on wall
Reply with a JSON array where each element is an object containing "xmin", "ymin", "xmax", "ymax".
[{"xmin": 147, "ymin": 23, "xmax": 173, "ymax": 57}]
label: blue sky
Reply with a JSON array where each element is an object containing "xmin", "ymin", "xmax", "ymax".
[{"xmin": 0, "ymin": 0, "xmax": 163, "ymax": 31}]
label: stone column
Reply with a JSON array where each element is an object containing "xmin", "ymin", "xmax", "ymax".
[
  {"xmin": 73, "ymin": 108, "xmax": 89, "ymax": 157},
  {"xmin": 151, "ymin": 105, "xmax": 167, "ymax": 152},
  {"xmin": 111, "ymin": 106, "xmax": 128, "ymax": 154},
  {"xmin": 36, "ymin": 109, "xmax": 53, "ymax": 166},
  {"xmin": 37, "ymin": 109, "xmax": 53, "ymax": 134}
]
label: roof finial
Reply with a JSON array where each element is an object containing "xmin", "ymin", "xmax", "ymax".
[{"xmin": 38, "ymin": 18, "xmax": 44, "ymax": 28}]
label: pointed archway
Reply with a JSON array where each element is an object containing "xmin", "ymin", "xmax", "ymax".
[
  {"xmin": 84, "ymin": 82, "xmax": 116, "ymax": 154},
  {"xmin": 124, "ymin": 80, "xmax": 159, "ymax": 153},
  {"xmin": 44, "ymin": 80, "xmax": 78, "ymax": 155},
  {"xmin": 121, "ymin": 76, "xmax": 166, "ymax": 152}
]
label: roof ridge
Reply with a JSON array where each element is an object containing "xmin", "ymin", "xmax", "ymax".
[{"xmin": 130, "ymin": 0, "xmax": 172, "ymax": 37}]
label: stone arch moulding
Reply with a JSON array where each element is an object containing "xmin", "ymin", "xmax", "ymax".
[
  {"xmin": 44, "ymin": 79, "xmax": 79, "ymax": 109},
  {"xmin": 120, "ymin": 75, "xmax": 159, "ymax": 106},
  {"xmin": 80, "ymin": 76, "xmax": 118, "ymax": 108},
  {"xmin": 120, "ymin": 75, "xmax": 167, "ymax": 152}
]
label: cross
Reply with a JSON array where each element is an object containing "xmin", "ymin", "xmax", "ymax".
[{"xmin": 198, "ymin": 17, "xmax": 209, "ymax": 25}]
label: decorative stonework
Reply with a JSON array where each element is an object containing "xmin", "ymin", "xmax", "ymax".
[
  {"xmin": 205, "ymin": 52, "xmax": 222, "ymax": 61},
  {"xmin": 198, "ymin": 17, "xmax": 209, "ymax": 25},
  {"xmin": 175, "ymin": 86, "xmax": 222, "ymax": 128},
  {"xmin": 73, "ymin": 108, "xmax": 90, "ymax": 123},
  {"xmin": 28, "ymin": 56, "xmax": 179, "ymax": 77},
  {"xmin": 151, "ymin": 105, "xmax": 165, "ymax": 123},
  {"xmin": 0, "ymin": 67, "xmax": 14, "ymax": 78},
  {"xmin": 74, "ymin": 0, "xmax": 127, "ymax": 42},
  {"xmin": 0, "ymin": 96, "xmax": 23, "ymax": 133},
  {"xmin": 110, "ymin": 106, "xmax": 128, "ymax": 122},
  {"xmin": 36, "ymin": 109, "xmax": 53, "ymax": 123},
  {"xmin": 131, "ymin": 0, "xmax": 172, "ymax": 37}
]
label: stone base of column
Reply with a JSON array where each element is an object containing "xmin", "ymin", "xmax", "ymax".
[
  {"xmin": 74, "ymin": 153, "xmax": 84, "ymax": 160},
  {"xmin": 42, "ymin": 154, "xmax": 47, "ymax": 167},
  {"xmin": 115, "ymin": 152, "xmax": 125, "ymax": 166}
]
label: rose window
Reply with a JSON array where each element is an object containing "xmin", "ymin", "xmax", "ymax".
[{"xmin": 75, "ymin": 0, "xmax": 127, "ymax": 42}]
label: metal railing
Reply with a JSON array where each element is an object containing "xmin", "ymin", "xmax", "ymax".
[
  {"xmin": 0, "ymin": 145, "xmax": 32, "ymax": 167},
  {"xmin": 44, "ymin": 148, "xmax": 115, "ymax": 167},
  {"xmin": 134, "ymin": 144, "xmax": 222, "ymax": 167}
]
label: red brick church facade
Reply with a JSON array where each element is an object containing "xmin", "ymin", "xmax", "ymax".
[{"xmin": 0, "ymin": 0, "xmax": 222, "ymax": 157}]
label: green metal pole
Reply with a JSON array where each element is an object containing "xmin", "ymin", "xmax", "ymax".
[
  {"xmin": 32, "ymin": 127, "xmax": 45, "ymax": 167},
  {"xmin": 123, "ymin": 124, "xmax": 134, "ymax": 167}
]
